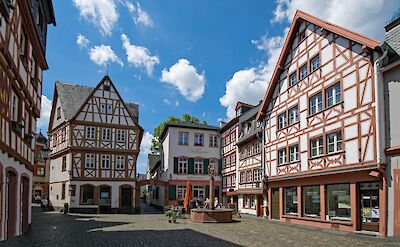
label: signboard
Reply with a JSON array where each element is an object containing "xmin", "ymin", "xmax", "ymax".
[{"xmin": 0, "ymin": 71, "xmax": 9, "ymax": 118}]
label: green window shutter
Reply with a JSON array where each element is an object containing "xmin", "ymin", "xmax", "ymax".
[
  {"xmin": 188, "ymin": 158, "xmax": 194, "ymax": 174},
  {"xmin": 203, "ymin": 159, "xmax": 209, "ymax": 174},
  {"xmin": 205, "ymin": 185, "xmax": 210, "ymax": 199},
  {"xmin": 174, "ymin": 157, "xmax": 178, "ymax": 173},
  {"xmin": 168, "ymin": 185, "xmax": 176, "ymax": 200},
  {"xmin": 218, "ymin": 159, "xmax": 222, "ymax": 175}
]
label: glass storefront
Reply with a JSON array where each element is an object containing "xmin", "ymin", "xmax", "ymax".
[
  {"xmin": 360, "ymin": 182, "xmax": 379, "ymax": 232},
  {"xmin": 326, "ymin": 184, "xmax": 351, "ymax": 221},
  {"xmin": 284, "ymin": 187, "xmax": 298, "ymax": 216},
  {"xmin": 302, "ymin": 185, "xmax": 320, "ymax": 218}
]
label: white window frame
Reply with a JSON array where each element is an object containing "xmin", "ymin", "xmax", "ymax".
[
  {"xmin": 178, "ymin": 132, "xmax": 189, "ymax": 145},
  {"xmin": 194, "ymin": 133, "xmax": 204, "ymax": 146},
  {"xmin": 278, "ymin": 148, "xmax": 287, "ymax": 165},
  {"xmin": 288, "ymin": 106, "xmax": 299, "ymax": 125},
  {"xmin": 289, "ymin": 72, "xmax": 297, "ymax": 87},
  {"xmin": 194, "ymin": 159, "xmax": 203, "ymax": 174},
  {"xmin": 210, "ymin": 134, "xmax": 218, "ymax": 147},
  {"xmin": 247, "ymin": 170, "xmax": 252, "ymax": 183},
  {"xmin": 310, "ymin": 92, "xmax": 323, "ymax": 115},
  {"xmin": 193, "ymin": 186, "xmax": 204, "ymax": 199},
  {"xmin": 100, "ymin": 103, "xmax": 106, "ymax": 114},
  {"xmin": 115, "ymin": 155, "xmax": 125, "ymax": 170},
  {"xmin": 116, "ymin": 129, "xmax": 125, "ymax": 142},
  {"xmin": 311, "ymin": 55, "xmax": 320, "ymax": 72},
  {"xmin": 327, "ymin": 131, "xmax": 342, "ymax": 153},
  {"xmin": 326, "ymin": 83, "xmax": 341, "ymax": 107},
  {"xmin": 85, "ymin": 154, "xmax": 95, "ymax": 169},
  {"xmin": 311, "ymin": 137, "xmax": 324, "ymax": 157},
  {"xmin": 289, "ymin": 145, "xmax": 299, "ymax": 162},
  {"xmin": 177, "ymin": 185, "xmax": 186, "ymax": 200},
  {"xmin": 278, "ymin": 112, "xmax": 287, "ymax": 129},
  {"xmin": 101, "ymin": 155, "xmax": 110, "ymax": 169},
  {"xmin": 178, "ymin": 158, "xmax": 188, "ymax": 174},
  {"xmin": 86, "ymin": 126, "xmax": 95, "ymax": 140},
  {"xmin": 232, "ymin": 174, "xmax": 236, "ymax": 186},
  {"xmin": 102, "ymin": 128, "xmax": 111, "ymax": 141},
  {"xmin": 300, "ymin": 64, "xmax": 308, "ymax": 80},
  {"xmin": 227, "ymin": 176, "xmax": 231, "ymax": 187},
  {"xmin": 10, "ymin": 90, "xmax": 18, "ymax": 121},
  {"xmin": 254, "ymin": 142, "xmax": 260, "ymax": 154}
]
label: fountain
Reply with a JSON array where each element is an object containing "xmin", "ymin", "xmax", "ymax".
[{"xmin": 190, "ymin": 163, "xmax": 233, "ymax": 223}]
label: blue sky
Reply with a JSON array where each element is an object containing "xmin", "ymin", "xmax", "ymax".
[{"xmin": 38, "ymin": 0, "xmax": 398, "ymax": 173}]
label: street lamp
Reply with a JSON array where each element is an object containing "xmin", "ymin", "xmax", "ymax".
[{"xmin": 41, "ymin": 146, "xmax": 51, "ymax": 161}]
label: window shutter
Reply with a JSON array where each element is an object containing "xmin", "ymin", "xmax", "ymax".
[
  {"xmin": 188, "ymin": 158, "xmax": 194, "ymax": 174},
  {"xmin": 218, "ymin": 159, "xmax": 222, "ymax": 175},
  {"xmin": 205, "ymin": 185, "xmax": 210, "ymax": 199},
  {"xmin": 168, "ymin": 185, "xmax": 176, "ymax": 200},
  {"xmin": 203, "ymin": 159, "xmax": 209, "ymax": 174},
  {"xmin": 174, "ymin": 157, "xmax": 178, "ymax": 173}
]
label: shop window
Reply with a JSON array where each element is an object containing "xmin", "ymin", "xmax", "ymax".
[
  {"xmin": 326, "ymin": 184, "xmax": 351, "ymax": 221},
  {"xmin": 81, "ymin": 185, "xmax": 94, "ymax": 205},
  {"xmin": 250, "ymin": 195, "xmax": 255, "ymax": 208},
  {"xmin": 303, "ymin": 185, "xmax": 320, "ymax": 218},
  {"xmin": 284, "ymin": 187, "xmax": 298, "ymax": 216}
]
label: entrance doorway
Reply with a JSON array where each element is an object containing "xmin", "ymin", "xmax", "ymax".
[
  {"xmin": 98, "ymin": 186, "xmax": 111, "ymax": 213},
  {"xmin": 360, "ymin": 182, "xmax": 379, "ymax": 232},
  {"xmin": 120, "ymin": 186, "xmax": 133, "ymax": 213},
  {"xmin": 271, "ymin": 188, "xmax": 280, "ymax": 220},
  {"xmin": 5, "ymin": 171, "xmax": 17, "ymax": 239},
  {"xmin": 257, "ymin": 195, "xmax": 264, "ymax": 217},
  {"xmin": 21, "ymin": 177, "xmax": 29, "ymax": 234}
]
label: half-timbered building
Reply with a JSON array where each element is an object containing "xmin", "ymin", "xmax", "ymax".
[
  {"xmin": 0, "ymin": 0, "xmax": 55, "ymax": 240},
  {"xmin": 32, "ymin": 132, "xmax": 50, "ymax": 201},
  {"xmin": 256, "ymin": 11, "xmax": 386, "ymax": 235},
  {"xmin": 48, "ymin": 76, "xmax": 143, "ymax": 214}
]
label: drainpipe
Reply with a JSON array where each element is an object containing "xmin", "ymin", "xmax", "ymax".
[{"xmin": 373, "ymin": 50, "xmax": 388, "ymax": 166}]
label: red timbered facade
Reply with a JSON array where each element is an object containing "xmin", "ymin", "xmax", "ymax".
[
  {"xmin": 0, "ymin": 0, "xmax": 55, "ymax": 240},
  {"xmin": 257, "ymin": 11, "xmax": 386, "ymax": 235},
  {"xmin": 48, "ymin": 76, "xmax": 143, "ymax": 213}
]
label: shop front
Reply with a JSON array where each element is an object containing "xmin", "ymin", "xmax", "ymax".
[{"xmin": 266, "ymin": 169, "xmax": 386, "ymax": 235}]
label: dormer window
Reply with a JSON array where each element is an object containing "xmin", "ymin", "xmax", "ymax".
[{"xmin": 56, "ymin": 107, "xmax": 61, "ymax": 119}]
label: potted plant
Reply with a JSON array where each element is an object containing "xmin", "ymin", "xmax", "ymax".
[{"xmin": 165, "ymin": 210, "xmax": 177, "ymax": 223}]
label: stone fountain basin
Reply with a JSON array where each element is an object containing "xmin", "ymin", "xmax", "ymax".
[{"xmin": 190, "ymin": 208, "xmax": 234, "ymax": 223}]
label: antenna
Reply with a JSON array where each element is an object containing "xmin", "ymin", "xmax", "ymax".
[{"xmin": 106, "ymin": 63, "xmax": 109, "ymax": 76}]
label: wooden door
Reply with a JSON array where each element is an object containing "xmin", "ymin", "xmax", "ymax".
[
  {"xmin": 121, "ymin": 187, "xmax": 132, "ymax": 208},
  {"xmin": 6, "ymin": 171, "xmax": 17, "ymax": 239},
  {"xmin": 257, "ymin": 195, "xmax": 264, "ymax": 217},
  {"xmin": 271, "ymin": 188, "xmax": 280, "ymax": 220},
  {"xmin": 21, "ymin": 177, "xmax": 29, "ymax": 234},
  {"xmin": 394, "ymin": 169, "xmax": 400, "ymax": 236}
]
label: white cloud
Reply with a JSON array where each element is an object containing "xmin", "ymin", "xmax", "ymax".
[
  {"xmin": 163, "ymin": 99, "xmax": 171, "ymax": 105},
  {"xmin": 121, "ymin": 33, "xmax": 160, "ymax": 76},
  {"xmin": 134, "ymin": 3, "xmax": 154, "ymax": 27},
  {"xmin": 73, "ymin": 0, "xmax": 118, "ymax": 36},
  {"xmin": 175, "ymin": 100, "xmax": 179, "ymax": 107},
  {"xmin": 220, "ymin": 34, "xmax": 283, "ymax": 119},
  {"xmin": 76, "ymin": 34, "xmax": 89, "ymax": 49},
  {"xmin": 89, "ymin": 45, "xmax": 124, "ymax": 67},
  {"xmin": 124, "ymin": 0, "xmax": 135, "ymax": 13},
  {"xmin": 140, "ymin": 131, "xmax": 154, "ymax": 155},
  {"xmin": 161, "ymin": 59, "xmax": 206, "ymax": 102},
  {"xmin": 272, "ymin": 0, "xmax": 396, "ymax": 40},
  {"xmin": 37, "ymin": 95, "xmax": 52, "ymax": 132}
]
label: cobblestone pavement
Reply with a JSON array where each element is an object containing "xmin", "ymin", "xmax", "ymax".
[{"xmin": 2, "ymin": 206, "xmax": 400, "ymax": 247}]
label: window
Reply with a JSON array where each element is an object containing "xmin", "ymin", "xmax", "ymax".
[
  {"xmin": 248, "ymin": 144, "xmax": 253, "ymax": 156},
  {"xmin": 61, "ymin": 128, "xmax": 66, "ymax": 142},
  {"xmin": 62, "ymin": 156, "xmax": 67, "ymax": 171},
  {"xmin": 278, "ymin": 148, "xmax": 287, "ymax": 165},
  {"xmin": 223, "ymin": 177, "xmax": 227, "ymax": 188},
  {"xmin": 326, "ymin": 83, "xmax": 341, "ymax": 107},
  {"xmin": 278, "ymin": 112, "xmax": 287, "ymax": 129},
  {"xmin": 81, "ymin": 185, "xmax": 94, "ymax": 205},
  {"xmin": 178, "ymin": 158, "xmax": 188, "ymax": 174},
  {"xmin": 10, "ymin": 90, "xmax": 19, "ymax": 121},
  {"xmin": 107, "ymin": 103, "xmax": 112, "ymax": 114},
  {"xmin": 284, "ymin": 187, "xmax": 298, "ymax": 216},
  {"xmin": 231, "ymin": 153, "xmax": 236, "ymax": 164},
  {"xmin": 240, "ymin": 172, "xmax": 245, "ymax": 183},
  {"xmin": 232, "ymin": 174, "xmax": 236, "ymax": 186},
  {"xmin": 303, "ymin": 185, "xmax": 320, "ymax": 218},
  {"xmin": 194, "ymin": 133, "xmax": 204, "ymax": 146},
  {"xmin": 309, "ymin": 92, "xmax": 323, "ymax": 115},
  {"xmin": 289, "ymin": 72, "xmax": 297, "ymax": 87},
  {"xmin": 101, "ymin": 155, "xmax": 110, "ymax": 169},
  {"xmin": 37, "ymin": 167, "xmax": 45, "ymax": 176},
  {"xmin": 104, "ymin": 84, "xmax": 110, "ymax": 91},
  {"xmin": 327, "ymin": 131, "xmax": 342, "ymax": 153},
  {"xmin": 116, "ymin": 129, "xmax": 125, "ymax": 142},
  {"xmin": 298, "ymin": 30, "xmax": 306, "ymax": 43},
  {"xmin": 102, "ymin": 128, "xmax": 111, "ymax": 141},
  {"xmin": 246, "ymin": 170, "xmax": 252, "ymax": 183},
  {"xmin": 178, "ymin": 132, "xmax": 189, "ymax": 145},
  {"xmin": 310, "ymin": 137, "xmax": 324, "ymax": 157},
  {"xmin": 326, "ymin": 184, "xmax": 351, "ymax": 221},
  {"xmin": 100, "ymin": 103, "xmax": 106, "ymax": 114},
  {"xmin": 227, "ymin": 176, "xmax": 231, "ymax": 187},
  {"xmin": 86, "ymin": 127, "xmax": 96, "ymax": 140},
  {"xmin": 56, "ymin": 107, "xmax": 61, "ymax": 119},
  {"xmin": 299, "ymin": 64, "xmax": 308, "ymax": 80},
  {"xmin": 289, "ymin": 145, "xmax": 299, "ymax": 162},
  {"xmin": 244, "ymin": 195, "xmax": 249, "ymax": 208},
  {"xmin": 85, "ymin": 154, "xmax": 95, "ymax": 169},
  {"xmin": 253, "ymin": 169, "xmax": 260, "ymax": 182},
  {"xmin": 194, "ymin": 159, "xmax": 203, "ymax": 174},
  {"xmin": 250, "ymin": 195, "xmax": 255, "ymax": 208},
  {"xmin": 61, "ymin": 183, "xmax": 66, "ymax": 200},
  {"xmin": 193, "ymin": 186, "xmax": 204, "ymax": 199},
  {"xmin": 115, "ymin": 155, "xmax": 125, "ymax": 170},
  {"xmin": 210, "ymin": 159, "xmax": 218, "ymax": 174},
  {"xmin": 69, "ymin": 185, "xmax": 76, "ymax": 197},
  {"xmin": 288, "ymin": 106, "xmax": 299, "ymax": 125},
  {"xmin": 177, "ymin": 185, "xmax": 186, "ymax": 200},
  {"xmin": 311, "ymin": 55, "xmax": 320, "ymax": 72},
  {"xmin": 254, "ymin": 142, "xmax": 260, "ymax": 154},
  {"xmin": 210, "ymin": 135, "xmax": 218, "ymax": 147}
]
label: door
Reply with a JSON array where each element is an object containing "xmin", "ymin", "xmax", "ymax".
[
  {"xmin": 394, "ymin": 169, "xmax": 400, "ymax": 236},
  {"xmin": 271, "ymin": 188, "xmax": 280, "ymax": 220},
  {"xmin": 257, "ymin": 195, "xmax": 264, "ymax": 217},
  {"xmin": 121, "ymin": 187, "xmax": 132, "ymax": 208},
  {"xmin": 360, "ymin": 182, "xmax": 379, "ymax": 232},
  {"xmin": 21, "ymin": 177, "xmax": 29, "ymax": 234},
  {"xmin": 5, "ymin": 171, "xmax": 17, "ymax": 239},
  {"xmin": 98, "ymin": 186, "xmax": 111, "ymax": 213}
]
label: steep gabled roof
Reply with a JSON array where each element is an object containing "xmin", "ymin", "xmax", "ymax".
[
  {"xmin": 256, "ymin": 10, "xmax": 380, "ymax": 120},
  {"xmin": 55, "ymin": 82, "xmax": 93, "ymax": 120}
]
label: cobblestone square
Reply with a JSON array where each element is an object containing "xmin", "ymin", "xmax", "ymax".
[{"xmin": 2, "ymin": 205, "xmax": 400, "ymax": 247}]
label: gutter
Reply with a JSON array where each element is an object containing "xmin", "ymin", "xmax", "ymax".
[{"xmin": 373, "ymin": 50, "xmax": 388, "ymax": 165}]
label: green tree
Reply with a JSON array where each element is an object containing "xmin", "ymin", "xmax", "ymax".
[{"xmin": 150, "ymin": 113, "xmax": 207, "ymax": 153}]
